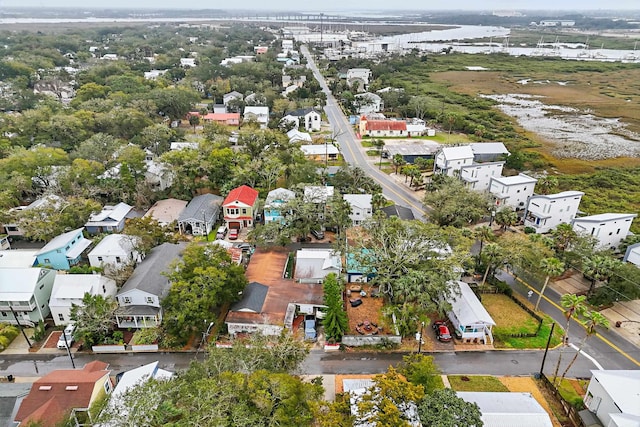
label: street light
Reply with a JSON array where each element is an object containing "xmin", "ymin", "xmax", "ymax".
[
  {"xmin": 417, "ymin": 321, "xmax": 425, "ymax": 354},
  {"xmin": 195, "ymin": 320, "xmax": 215, "ymax": 358}
]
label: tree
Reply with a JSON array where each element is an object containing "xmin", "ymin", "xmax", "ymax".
[
  {"xmin": 392, "ymin": 154, "xmax": 406, "ymax": 175},
  {"xmin": 474, "ymin": 225, "xmax": 495, "ymax": 265},
  {"xmin": 535, "ymin": 257, "xmax": 565, "ymax": 311},
  {"xmin": 188, "ymin": 114, "xmax": 200, "ymax": 133},
  {"xmin": 494, "ymin": 208, "xmax": 518, "ymax": 230},
  {"xmin": 418, "ymin": 388, "xmax": 484, "ymax": 427},
  {"xmin": 123, "ymin": 216, "xmax": 177, "ymax": 256},
  {"xmin": 148, "ymin": 86, "xmax": 199, "ymax": 121},
  {"xmin": 398, "ymin": 354, "xmax": 442, "ymax": 393},
  {"xmin": 480, "ymin": 243, "xmax": 505, "ymax": 287},
  {"xmin": 552, "ymin": 294, "xmax": 587, "ymax": 386},
  {"xmin": 560, "ymin": 310, "xmax": 609, "ymax": 381},
  {"xmin": 423, "ymin": 178, "xmax": 491, "ymax": 227},
  {"xmin": 322, "ymin": 273, "xmax": 348, "ymax": 343},
  {"xmin": 70, "ymin": 293, "xmax": 118, "ymax": 347},
  {"xmin": 583, "ymin": 255, "xmax": 620, "ymax": 297},
  {"xmin": 550, "ymin": 223, "xmax": 578, "ymax": 256},
  {"xmin": 372, "ymin": 138, "xmax": 385, "ymax": 169},
  {"xmin": 536, "ymin": 175, "xmax": 558, "ymax": 195}
]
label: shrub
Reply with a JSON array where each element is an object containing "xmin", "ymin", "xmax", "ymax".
[
  {"xmin": 132, "ymin": 327, "xmax": 161, "ymax": 345},
  {"xmin": 524, "ymin": 226, "xmax": 536, "ymax": 234},
  {"xmin": 491, "ymin": 279, "xmax": 513, "ymax": 297},
  {"xmin": 32, "ymin": 320, "xmax": 46, "ymax": 342}
]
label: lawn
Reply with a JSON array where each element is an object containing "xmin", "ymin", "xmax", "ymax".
[
  {"xmin": 482, "ymin": 293, "xmax": 540, "ymax": 336},
  {"xmin": 498, "ymin": 316, "xmax": 564, "ymax": 349},
  {"xmin": 553, "ymin": 378, "xmax": 588, "ymax": 410},
  {"xmin": 448, "ymin": 375, "xmax": 509, "ymax": 392}
]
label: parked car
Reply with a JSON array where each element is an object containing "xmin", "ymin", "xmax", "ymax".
[
  {"xmin": 228, "ymin": 229, "xmax": 239, "ymax": 240},
  {"xmin": 296, "ymin": 235, "xmax": 311, "ymax": 242},
  {"xmin": 57, "ymin": 324, "xmax": 75, "ymax": 349},
  {"xmin": 433, "ymin": 321, "xmax": 452, "ymax": 342},
  {"xmin": 311, "ymin": 229, "xmax": 324, "ymax": 240},
  {"xmin": 304, "ymin": 314, "xmax": 316, "ymax": 341},
  {"xmin": 216, "ymin": 225, "xmax": 228, "ymax": 239},
  {"xmin": 349, "ymin": 298, "xmax": 363, "ymax": 308}
]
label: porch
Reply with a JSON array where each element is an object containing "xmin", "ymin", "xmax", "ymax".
[{"xmin": 115, "ymin": 305, "xmax": 161, "ymax": 328}]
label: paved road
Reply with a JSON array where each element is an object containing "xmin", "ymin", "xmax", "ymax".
[{"xmin": 301, "ymin": 45, "xmax": 428, "ymax": 221}]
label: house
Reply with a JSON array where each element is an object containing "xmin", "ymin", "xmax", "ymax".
[
  {"xmin": 381, "ymin": 204, "xmax": 416, "ymax": 221},
  {"xmin": 300, "ymin": 143, "xmax": 340, "ymax": 161},
  {"xmin": 50, "ymin": 274, "xmax": 117, "ymax": 325},
  {"xmin": 346, "ymin": 249, "xmax": 376, "ymax": 283},
  {"xmin": 180, "ymin": 58, "xmax": 196, "ymax": 67},
  {"xmin": 572, "ymin": 213, "xmax": 638, "ymax": 251},
  {"xmin": 281, "ymin": 74, "xmax": 306, "ymax": 89},
  {"xmin": 177, "ymin": 194, "xmax": 224, "ymax": 236},
  {"xmin": 582, "ymin": 370, "xmax": 640, "ymax": 427},
  {"xmin": 0, "ymin": 234, "xmax": 9, "ymax": 250},
  {"xmin": 223, "ymin": 185, "xmax": 259, "ymax": 230},
  {"xmin": 359, "ymin": 117, "xmax": 407, "ymax": 137},
  {"xmin": 144, "ymin": 159, "xmax": 174, "ymax": 191},
  {"xmin": 225, "ymin": 248, "xmax": 325, "ymax": 336},
  {"xmin": 0, "ymin": 382, "xmax": 31, "ymax": 427},
  {"xmin": 243, "ymin": 106, "xmax": 269, "ymax": 129},
  {"xmin": 489, "ymin": 173, "xmax": 538, "ymax": 210},
  {"xmin": 143, "ymin": 69, "xmax": 168, "ymax": 80},
  {"xmin": 434, "ymin": 146, "xmax": 474, "ymax": 176},
  {"xmin": 85, "ymin": 202, "xmax": 134, "ymax": 235},
  {"xmin": 469, "ymin": 142, "xmax": 511, "ymax": 162},
  {"xmin": 405, "ymin": 117, "xmax": 432, "ymax": 136},
  {"xmin": 0, "ymin": 249, "xmax": 37, "ymax": 268},
  {"xmin": 170, "ymin": 142, "xmax": 199, "ymax": 151},
  {"xmin": 295, "ymin": 249, "xmax": 342, "ymax": 283},
  {"xmin": 457, "ymin": 392, "xmax": 553, "ymax": 427},
  {"xmin": 88, "ymin": 234, "xmax": 141, "ymax": 273},
  {"xmin": 0, "ymin": 267, "xmax": 56, "ymax": 326},
  {"xmin": 459, "ymin": 162, "xmax": 505, "ymax": 192},
  {"xmin": 304, "ymin": 186, "xmax": 335, "ymax": 221},
  {"xmin": 14, "ymin": 361, "xmax": 112, "ymax": 427},
  {"xmin": 447, "ymin": 281, "xmax": 495, "ymax": 344},
  {"xmin": 282, "ymin": 108, "xmax": 321, "ymax": 132},
  {"xmin": 354, "ymin": 92, "xmax": 384, "ymax": 114},
  {"xmin": 223, "ymin": 91, "xmax": 244, "ymax": 106},
  {"xmin": 143, "ymin": 198, "xmax": 188, "ymax": 227},
  {"xmin": 114, "ymin": 242, "xmax": 186, "ymax": 328},
  {"xmin": 2, "ymin": 194, "xmax": 64, "ymax": 237},
  {"xmin": 287, "ymin": 128, "xmax": 312, "ymax": 143},
  {"xmin": 264, "ymin": 188, "xmax": 296, "ymax": 224},
  {"xmin": 346, "ymin": 68, "xmax": 372, "ymax": 91},
  {"xmin": 201, "ymin": 112, "xmax": 241, "ymax": 126},
  {"xmin": 343, "ymin": 194, "xmax": 373, "ymax": 226},
  {"xmin": 524, "ymin": 191, "xmax": 585, "ymax": 234},
  {"xmin": 624, "ymin": 243, "xmax": 640, "ymax": 268},
  {"xmin": 383, "ymin": 142, "xmax": 441, "ymax": 164},
  {"xmin": 35, "ymin": 228, "xmax": 92, "ymax": 270}
]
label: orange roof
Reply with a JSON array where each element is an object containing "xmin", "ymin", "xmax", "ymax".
[
  {"xmin": 223, "ymin": 185, "xmax": 259, "ymax": 207},
  {"xmin": 365, "ymin": 120, "xmax": 407, "ymax": 131},
  {"xmin": 15, "ymin": 361, "xmax": 111, "ymax": 425},
  {"xmin": 203, "ymin": 113, "xmax": 240, "ymax": 121}
]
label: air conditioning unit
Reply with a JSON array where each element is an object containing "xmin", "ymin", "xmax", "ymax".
[
  {"xmin": 354, "ymin": 277, "xmax": 363, "ymax": 283},
  {"xmin": 317, "ymin": 279, "xmax": 323, "ymax": 284}
]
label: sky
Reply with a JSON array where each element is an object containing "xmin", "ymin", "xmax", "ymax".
[{"xmin": 2, "ymin": 0, "xmax": 639, "ymax": 10}]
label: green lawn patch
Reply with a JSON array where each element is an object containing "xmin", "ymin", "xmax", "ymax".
[
  {"xmin": 482, "ymin": 293, "xmax": 540, "ymax": 336},
  {"xmin": 553, "ymin": 378, "xmax": 587, "ymax": 410},
  {"xmin": 495, "ymin": 316, "xmax": 564, "ymax": 349},
  {"xmin": 448, "ymin": 375, "xmax": 509, "ymax": 392}
]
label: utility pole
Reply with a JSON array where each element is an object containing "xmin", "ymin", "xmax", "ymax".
[
  {"xmin": 9, "ymin": 306, "xmax": 32, "ymax": 348},
  {"xmin": 417, "ymin": 321, "xmax": 425, "ymax": 353},
  {"xmin": 62, "ymin": 329, "xmax": 75, "ymax": 369},
  {"xmin": 539, "ymin": 322, "xmax": 555, "ymax": 377}
]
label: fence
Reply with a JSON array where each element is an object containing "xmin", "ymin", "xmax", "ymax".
[
  {"xmin": 538, "ymin": 373, "xmax": 584, "ymax": 427},
  {"xmin": 342, "ymin": 335, "xmax": 402, "ymax": 347},
  {"xmin": 478, "ymin": 283, "xmax": 544, "ymax": 338}
]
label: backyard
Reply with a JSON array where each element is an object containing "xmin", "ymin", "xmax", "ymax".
[{"xmin": 345, "ymin": 284, "xmax": 388, "ymax": 336}]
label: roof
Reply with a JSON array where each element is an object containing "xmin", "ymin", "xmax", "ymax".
[
  {"xmin": 491, "ymin": 173, "xmax": 537, "ymax": 186},
  {"xmin": 144, "ymin": 199, "xmax": 188, "ymax": 225},
  {"xmin": 449, "ymin": 281, "xmax": 496, "ymax": 327},
  {"xmin": 244, "ymin": 106, "xmax": 269, "ymax": 116},
  {"xmin": 286, "ymin": 129, "xmax": 312, "ymax": 142},
  {"xmin": 202, "ymin": 113, "xmax": 240, "ymax": 121},
  {"xmin": 354, "ymin": 92, "xmax": 381, "ymax": 101},
  {"xmin": 457, "ymin": 392, "xmax": 553, "ymax": 427},
  {"xmin": 440, "ymin": 145, "xmax": 474, "ymax": 160},
  {"xmin": 364, "ymin": 120, "xmax": 407, "ymax": 132},
  {"xmin": 178, "ymin": 194, "xmax": 224, "ymax": 223},
  {"xmin": 572, "ymin": 213, "xmax": 638, "ymax": 223},
  {"xmin": 590, "ymin": 370, "xmax": 640, "ymax": 415},
  {"xmin": 529, "ymin": 191, "xmax": 585, "ymax": 200},
  {"xmin": 51, "ymin": 274, "xmax": 114, "ymax": 302},
  {"xmin": 223, "ymin": 185, "xmax": 259, "ymax": 207},
  {"xmin": 304, "ymin": 186, "xmax": 334, "ymax": 203},
  {"xmin": 230, "ymin": 282, "xmax": 269, "ymax": 313},
  {"xmin": 0, "ymin": 250, "xmax": 37, "ymax": 268},
  {"xmin": 608, "ymin": 413, "xmax": 640, "ymax": 427},
  {"xmin": 284, "ymin": 107, "xmax": 318, "ymax": 117},
  {"xmin": 300, "ymin": 144, "xmax": 340, "ymax": 156},
  {"xmin": 295, "ymin": 249, "xmax": 342, "ymax": 279},
  {"xmin": 381, "ymin": 204, "xmax": 415, "ymax": 221},
  {"xmin": 15, "ymin": 361, "xmax": 110, "ymax": 426},
  {"xmin": 0, "ymin": 268, "xmax": 52, "ymax": 299},
  {"xmin": 0, "ymin": 383, "xmax": 31, "ymax": 427},
  {"xmin": 469, "ymin": 142, "xmax": 511, "ymax": 156},
  {"xmin": 170, "ymin": 142, "xmax": 199, "ymax": 150},
  {"xmin": 224, "ymin": 91, "xmax": 243, "ymax": 99},
  {"xmin": 265, "ymin": 188, "xmax": 296, "ymax": 207},
  {"xmin": 36, "ymin": 228, "xmax": 84, "ymax": 254},
  {"xmin": 343, "ymin": 194, "xmax": 372, "ymax": 210},
  {"xmin": 86, "ymin": 202, "xmax": 132, "ymax": 226},
  {"xmin": 65, "ymin": 238, "xmax": 93, "ymax": 260},
  {"xmin": 385, "ymin": 143, "xmax": 440, "ymax": 157},
  {"xmin": 89, "ymin": 234, "xmax": 137, "ymax": 257},
  {"xmin": 111, "ymin": 361, "xmax": 172, "ymax": 401},
  {"xmin": 117, "ymin": 243, "xmax": 186, "ymax": 298}
]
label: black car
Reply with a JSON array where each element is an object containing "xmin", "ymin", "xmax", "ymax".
[{"xmin": 296, "ymin": 235, "xmax": 311, "ymax": 242}]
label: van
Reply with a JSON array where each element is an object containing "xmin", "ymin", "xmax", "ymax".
[
  {"xmin": 304, "ymin": 315, "xmax": 317, "ymax": 341},
  {"xmin": 57, "ymin": 324, "xmax": 75, "ymax": 350},
  {"xmin": 216, "ymin": 225, "xmax": 228, "ymax": 239},
  {"xmin": 311, "ymin": 229, "xmax": 324, "ymax": 240}
]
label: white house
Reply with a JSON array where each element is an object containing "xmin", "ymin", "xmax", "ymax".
[
  {"xmin": 572, "ymin": 213, "xmax": 637, "ymax": 251},
  {"xmin": 177, "ymin": 194, "xmax": 224, "ymax": 236},
  {"xmin": 295, "ymin": 249, "xmax": 341, "ymax": 284},
  {"xmin": 0, "ymin": 250, "xmax": 37, "ymax": 268},
  {"xmin": 447, "ymin": 281, "xmax": 495, "ymax": 344},
  {"xmin": 459, "ymin": 162, "xmax": 505, "ymax": 192},
  {"xmin": 264, "ymin": 188, "xmax": 296, "ymax": 224},
  {"xmin": 457, "ymin": 392, "xmax": 553, "ymax": 427},
  {"xmin": 524, "ymin": 191, "xmax": 585, "ymax": 234},
  {"xmin": 143, "ymin": 69, "xmax": 168, "ymax": 80},
  {"xmin": 3, "ymin": 194, "xmax": 63, "ymax": 237},
  {"xmin": 282, "ymin": 108, "xmax": 321, "ymax": 132},
  {"xmin": 346, "ymin": 68, "xmax": 372, "ymax": 91},
  {"xmin": 343, "ymin": 194, "xmax": 373, "ymax": 226},
  {"xmin": 469, "ymin": 142, "xmax": 511, "ymax": 162},
  {"xmin": 286, "ymin": 129, "xmax": 312, "ymax": 143},
  {"xmin": 179, "ymin": 58, "xmax": 196, "ymax": 68},
  {"xmin": 623, "ymin": 243, "xmax": 640, "ymax": 268},
  {"xmin": 84, "ymin": 202, "xmax": 133, "ymax": 235},
  {"xmin": 434, "ymin": 146, "xmax": 474, "ymax": 176},
  {"xmin": 170, "ymin": 142, "xmax": 199, "ymax": 151},
  {"xmin": 49, "ymin": 274, "xmax": 117, "ymax": 325},
  {"xmin": 243, "ymin": 106, "xmax": 269, "ymax": 129},
  {"xmin": 300, "ymin": 144, "xmax": 340, "ymax": 160},
  {"xmin": 583, "ymin": 370, "xmax": 640, "ymax": 427},
  {"xmin": 489, "ymin": 173, "xmax": 538, "ymax": 210},
  {"xmin": 88, "ymin": 234, "xmax": 141, "ymax": 273},
  {"xmin": 222, "ymin": 91, "xmax": 243, "ymax": 106},
  {"xmin": 0, "ymin": 268, "xmax": 56, "ymax": 326},
  {"xmin": 354, "ymin": 92, "xmax": 383, "ymax": 114}
]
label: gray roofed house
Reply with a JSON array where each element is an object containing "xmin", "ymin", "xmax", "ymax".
[
  {"xmin": 231, "ymin": 282, "xmax": 269, "ymax": 313},
  {"xmin": 177, "ymin": 194, "xmax": 224, "ymax": 236},
  {"xmin": 0, "ymin": 383, "xmax": 31, "ymax": 427},
  {"xmin": 381, "ymin": 204, "xmax": 415, "ymax": 221},
  {"xmin": 115, "ymin": 242, "xmax": 186, "ymax": 328}
]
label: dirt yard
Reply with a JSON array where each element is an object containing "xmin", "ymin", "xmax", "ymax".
[{"xmin": 345, "ymin": 285, "xmax": 387, "ymax": 335}]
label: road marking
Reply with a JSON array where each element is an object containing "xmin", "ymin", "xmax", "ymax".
[
  {"xmin": 514, "ymin": 275, "xmax": 640, "ymax": 367},
  {"xmin": 569, "ymin": 343, "xmax": 603, "ymax": 370}
]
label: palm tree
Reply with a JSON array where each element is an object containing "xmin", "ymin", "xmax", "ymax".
[
  {"xmin": 551, "ymin": 294, "xmax": 587, "ymax": 385},
  {"xmin": 474, "ymin": 225, "xmax": 495, "ymax": 267},
  {"xmin": 494, "ymin": 208, "xmax": 518, "ymax": 230},
  {"xmin": 537, "ymin": 175, "xmax": 558, "ymax": 195},
  {"xmin": 371, "ymin": 193, "xmax": 387, "ymax": 212},
  {"xmin": 480, "ymin": 243, "xmax": 504, "ymax": 287},
  {"xmin": 392, "ymin": 154, "xmax": 406, "ymax": 175},
  {"xmin": 550, "ymin": 223, "xmax": 577, "ymax": 256},
  {"xmin": 560, "ymin": 310, "xmax": 609, "ymax": 382},
  {"xmin": 535, "ymin": 257, "xmax": 565, "ymax": 311},
  {"xmin": 583, "ymin": 255, "xmax": 619, "ymax": 297},
  {"xmin": 372, "ymin": 139, "xmax": 385, "ymax": 169}
]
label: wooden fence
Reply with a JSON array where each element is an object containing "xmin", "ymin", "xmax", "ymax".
[
  {"xmin": 538, "ymin": 374, "xmax": 584, "ymax": 427},
  {"xmin": 478, "ymin": 285, "xmax": 544, "ymax": 338}
]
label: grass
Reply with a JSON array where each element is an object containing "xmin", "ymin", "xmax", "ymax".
[
  {"xmin": 554, "ymin": 378, "xmax": 587, "ymax": 410},
  {"xmin": 448, "ymin": 375, "xmax": 510, "ymax": 392},
  {"xmin": 495, "ymin": 315, "xmax": 564, "ymax": 349},
  {"xmin": 482, "ymin": 293, "xmax": 540, "ymax": 336}
]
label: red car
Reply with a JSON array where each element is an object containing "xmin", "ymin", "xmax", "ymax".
[
  {"xmin": 433, "ymin": 321, "xmax": 452, "ymax": 342},
  {"xmin": 229, "ymin": 229, "xmax": 239, "ymax": 240}
]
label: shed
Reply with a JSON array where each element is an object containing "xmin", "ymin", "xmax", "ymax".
[
  {"xmin": 447, "ymin": 281, "xmax": 495, "ymax": 344},
  {"xmin": 457, "ymin": 392, "xmax": 553, "ymax": 427}
]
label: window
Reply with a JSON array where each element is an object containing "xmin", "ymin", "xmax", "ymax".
[
  {"xmin": 102, "ymin": 285, "xmax": 107, "ymax": 293},
  {"xmin": 1, "ymin": 312, "xmax": 6, "ymax": 317},
  {"xmin": 146, "ymin": 297, "xmax": 154, "ymax": 304},
  {"xmin": 123, "ymin": 297, "xmax": 132, "ymax": 304},
  {"xmin": 97, "ymin": 256, "xmax": 103, "ymax": 262},
  {"xmin": 58, "ymin": 313, "xmax": 64, "ymax": 321},
  {"xmin": 227, "ymin": 208, "xmax": 238, "ymax": 215},
  {"xmin": 39, "ymin": 284, "xmax": 44, "ymax": 290},
  {"xmin": 56, "ymin": 249, "xmax": 61, "ymax": 253},
  {"xmin": 242, "ymin": 208, "xmax": 247, "ymax": 214},
  {"xmin": 115, "ymin": 256, "xmax": 121, "ymax": 263},
  {"xmin": 616, "ymin": 228, "xmax": 621, "ymax": 235},
  {"xmin": 44, "ymin": 258, "xmax": 50, "ymax": 263},
  {"xmin": 66, "ymin": 246, "xmax": 70, "ymax": 251}
]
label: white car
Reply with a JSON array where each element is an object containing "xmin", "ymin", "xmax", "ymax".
[{"xmin": 57, "ymin": 324, "xmax": 75, "ymax": 350}]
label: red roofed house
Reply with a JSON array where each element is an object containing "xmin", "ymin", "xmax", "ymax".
[
  {"xmin": 14, "ymin": 361, "xmax": 112, "ymax": 426},
  {"xmin": 187, "ymin": 111, "xmax": 240, "ymax": 126},
  {"xmin": 223, "ymin": 185, "xmax": 259, "ymax": 230},
  {"xmin": 358, "ymin": 116, "xmax": 407, "ymax": 137}
]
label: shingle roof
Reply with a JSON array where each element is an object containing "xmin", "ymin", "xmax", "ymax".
[
  {"xmin": 231, "ymin": 282, "xmax": 269, "ymax": 313},
  {"xmin": 86, "ymin": 202, "xmax": 132, "ymax": 226},
  {"xmin": 178, "ymin": 194, "xmax": 223, "ymax": 223},
  {"xmin": 285, "ymin": 107, "xmax": 317, "ymax": 117},
  {"xmin": 381, "ymin": 205, "xmax": 415, "ymax": 221},
  {"xmin": 117, "ymin": 243, "xmax": 186, "ymax": 298},
  {"xmin": 364, "ymin": 120, "xmax": 407, "ymax": 131},
  {"xmin": 223, "ymin": 185, "xmax": 259, "ymax": 207}
]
